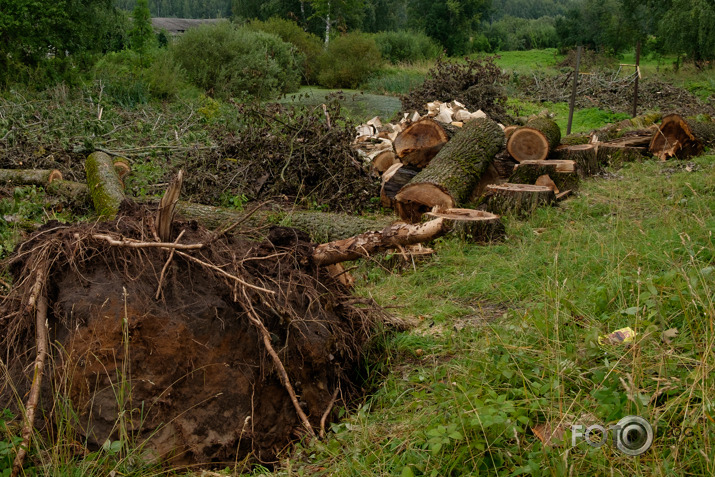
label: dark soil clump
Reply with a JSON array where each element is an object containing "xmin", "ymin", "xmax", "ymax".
[{"xmin": 0, "ymin": 202, "xmax": 382, "ymax": 466}]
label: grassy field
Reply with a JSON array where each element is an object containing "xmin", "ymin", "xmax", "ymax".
[{"xmin": 259, "ymin": 153, "xmax": 715, "ymax": 476}]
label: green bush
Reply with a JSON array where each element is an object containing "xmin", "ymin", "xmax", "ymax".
[
  {"xmin": 246, "ymin": 17, "xmax": 323, "ymax": 83},
  {"xmin": 171, "ymin": 21, "xmax": 302, "ymax": 100},
  {"xmin": 372, "ymin": 30, "xmax": 441, "ymax": 64},
  {"xmin": 317, "ymin": 33, "xmax": 383, "ymax": 89},
  {"xmin": 93, "ymin": 49, "xmax": 150, "ymax": 107},
  {"xmin": 145, "ymin": 49, "xmax": 186, "ymax": 99}
]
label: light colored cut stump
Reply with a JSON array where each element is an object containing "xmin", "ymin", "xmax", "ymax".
[{"xmin": 480, "ymin": 183, "xmax": 556, "ymax": 217}]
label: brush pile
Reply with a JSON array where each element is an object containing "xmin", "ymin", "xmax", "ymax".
[{"xmin": 0, "ymin": 201, "xmax": 383, "ymax": 467}]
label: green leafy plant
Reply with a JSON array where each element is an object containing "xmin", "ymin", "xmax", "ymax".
[{"xmin": 317, "ymin": 33, "xmax": 384, "ymax": 89}]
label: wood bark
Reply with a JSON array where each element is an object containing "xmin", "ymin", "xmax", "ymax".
[
  {"xmin": 560, "ymin": 133, "xmax": 590, "ymax": 146},
  {"xmin": 393, "ymin": 119, "xmax": 449, "ymax": 165},
  {"xmin": 509, "ymin": 160, "xmax": 580, "ymax": 191},
  {"xmin": 85, "ymin": 151, "xmax": 126, "ymax": 219},
  {"xmin": 0, "ymin": 169, "xmax": 63, "ymax": 186},
  {"xmin": 380, "ymin": 164, "xmax": 419, "ymax": 208},
  {"xmin": 395, "ymin": 118, "xmax": 505, "ymax": 223},
  {"xmin": 590, "ymin": 113, "xmax": 662, "ymax": 143},
  {"xmin": 507, "ymin": 117, "xmax": 561, "ymax": 162},
  {"xmin": 479, "ymin": 183, "xmax": 556, "ymax": 217},
  {"xmin": 649, "ymin": 114, "xmax": 715, "ymax": 160},
  {"xmin": 425, "ymin": 208, "xmax": 504, "ymax": 243},
  {"xmin": 553, "ymin": 144, "xmax": 598, "ymax": 176}
]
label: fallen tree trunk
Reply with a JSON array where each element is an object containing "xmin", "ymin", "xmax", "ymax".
[
  {"xmin": 590, "ymin": 113, "xmax": 662, "ymax": 143},
  {"xmin": 649, "ymin": 114, "xmax": 715, "ymax": 160},
  {"xmin": 312, "ymin": 218, "xmax": 450, "ymax": 266},
  {"xmin": 552, "ymin": 144, "xmax": 598, "ymax": 176},
  {"xmin": 509, "ymin": 160, "xmax": 580, "ymax": 191},
  {"xmin": 0, "ymin": 169, "xmax": 63, "ymax": 186},
  {"xmin": 395, "ymin": 118, "xmax": 505, "ymax": 223},
  {"xmin": 85, "ymin": 151, "xmax": 126, "ymax": 219},
  {"xmin": 507, "ymin": 117, "xmax": 561, "ymax": 162},
  {"xmin": 393, "ymin": 118, "xmax": 450, "ymax": 167},
  {"xmin": 425, "ymin": 208, "xmax": 504, "ymax": 243},
  {"xmin": 479, "ymin": 183, "xmax": 556, "ymax": 217},
  {"xmin": 371, "ymin": 150, "xmax": 398, "ymax": 174}
]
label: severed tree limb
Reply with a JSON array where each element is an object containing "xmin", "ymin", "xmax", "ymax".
[
  {"xmin": 241, "ymin": 288, "xmax": 315, "ymax": 438},
  {"xmin": 11, "ymin": 294, "xmax": 49, "ymax": 477},
  {"xmin": 86, "ymin": 233, "xmax": 204, "ymax": 250},
  {"xmin": 156, "ymin": 170, "xmax": 183, "ymax": 242},
  {"xmin": 311, "ymin": 218, "xmax": 450, "ymax": 266}
]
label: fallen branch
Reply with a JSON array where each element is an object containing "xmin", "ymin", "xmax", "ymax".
[
  {"xmin": 87, "ymin": 233, "xmax": 204, "ymax": 250},
  {"xmin": 11, "ymin": 294, "xmax": 49, "ymax": 477},
  {"xmin": 174, "ymin": 250, "xmax": 275, "ymax": 295},
  {"xmin": 320, "ymin": 387, "xmax": 341, "ymax": 439}
]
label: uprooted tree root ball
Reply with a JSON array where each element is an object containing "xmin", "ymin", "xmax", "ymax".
[{"xmin": 0, "ymin": 202, "xmax": 386, "ymax": 467}]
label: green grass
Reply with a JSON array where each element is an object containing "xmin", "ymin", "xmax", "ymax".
[
  {"xmin": 491, "ymin": 48, "xmax": 565, "ymax": 73},
  {"xmin": 506, "ymin": 98, "xmax": 631, "ymax": 134},
  {"xmin": 258, "ymin": 153, "xmax": 715, "ymax": 476}
]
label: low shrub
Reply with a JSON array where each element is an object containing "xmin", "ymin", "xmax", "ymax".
[
  {"xmin": 93, "ymin": 49, "xmax": 150, "ymax": 107},
  {"xmin": 317, "ymin": 33, "xmax": 383, "ymax": 89},
  {"xmin": 372, "ymin": 30, "xmax": 441, "ymax": 64},
  {"xmin": 246, "ymin": 17, "xmax": 323, "ymax": 83},
  {"xmin": 171, "ymin": 21, "xmax": 302, "ymax": 100}
]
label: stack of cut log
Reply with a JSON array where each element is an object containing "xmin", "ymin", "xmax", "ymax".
[{"xmin": 355, "ymin": 110, "xmax": 715, "ymax": 224}]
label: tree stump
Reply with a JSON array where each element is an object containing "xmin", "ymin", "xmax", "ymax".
[
  {"xmin": 509, "ymin": 160, "xmax": 580, "ymax": 191},
  {"xmin": 649, "ymin": 114, "xmax": 715, "ymax": 160},
  {"xmin": 395, "ymin": 118, "xmax": 505, "ymax": 223},
  {"xmin": 425, "ymin": 208, "xmax": 505, "ymax": 243},
  {"xmin": 507, "ymin": 117, "xmax": 561, "ymax": 162},
  {"xmin": 479, "ymin": 183, "xmax": 556, "ymax": 217},
  {"xmin": 553, "ymin": 144, "xmax": 598, "ymax": 176}
]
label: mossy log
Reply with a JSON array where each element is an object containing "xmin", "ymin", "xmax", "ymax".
[
  {"xmin": 394, "ymin": 118, "xmax": 505, "ymax": 223},
  {"xmin": 552, "ymin": 144, "xmax": 598, "ymax": 176},
  {"xmin": 507, "ymin": 117, "xmax": 561, "ymax": 162},
  {"xmin": 425, "ymin": 208, "xmax": 504, "ymax": 243},
  {"xmin": 0, "ymin": 169, "xmax": 63, "ymax": 186},
  {"xmin": 45, "ymin": 180, "xmax": 91, "ymax": 207},
  {"xmin": 649, "ymin": 114, "xmax": 715, "ymax": 160},
  {"xmin": 479, "ymin": 183, "xmax": 556, "ymax": 217},
  {"xmin": 509, "ymin": 160, "xmax": 580, "ymax": 192},
  {"xmin": 380, "ymin": 164, "xmax": 420, "ymax": 208},
  {"xmin": 85, "ymin": 151, "xmax": 126, "ymax": 219},
  {"xmin": 393, "ymin": 118, "xmax": 449, "ymax": 165},
  {"xmin": 596, "ymin": 144, "xmax": 647, "ymax": 167},
  {"xmin": 174, "ymin": 202, "xmax": 394, "ymax": 243},
  {"xmin": 559, "ymin": 133, "xmax": 591, "ymax": 146}
]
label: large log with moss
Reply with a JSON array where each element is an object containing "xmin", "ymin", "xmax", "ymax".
[
  {"xmin": 85, "ymin": 151, "xmax": 126, "ymax": 219},
  {"xmin": 394, "ymin": 118, "xmax": 505, "ymax": 223},
  {"xmin": 596, "ymin": 143, "xmax": 647, "ymax": 167},
  {"xmin": 507, "ymin": 117, "xmax": 561, "ymax": 162},
  {"xmin": 649, "ymin": 114, "xmax": 715, "ymax": 160},
  {"xmin": 509, "ymin": 160, "xmax": 580, "ymax": 192},
  {"xmin": 479, "ymin": 183, "xmax": 556, "ymax": 217}
]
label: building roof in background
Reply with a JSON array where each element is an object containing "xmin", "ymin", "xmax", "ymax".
[{"xmin": 151, "ymin": 18, "xmax": 221, "ymax": 34}]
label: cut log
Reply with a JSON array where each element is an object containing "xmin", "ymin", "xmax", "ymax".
[
  {"xmin": 400, "ymin": 143, "xmax": 445, "ymax": 168},
  {"xmin": 393, "ymin": 118, "xmax": 449, "ymax": 160},
  {"xmin": 503, "ymin": 125, "xmax": 518, "ymax": 140},
  {"xmin": 380, "ymin": 164, "xmax": 420, "ymax": 208},
  {"xmin": 425, "ymin": 208, "xmax": 504, "ymax": 243},
  {"xmin": 591, "ymin": 113, "xmax": 662, "ymax": 143},
  {"xmin": 479, "ymin": 183, "xmax": 556, "ymax": 217},
  {"xmin": 535, "ymin": 175, "xmax": 559, "ymax": 193},
  {"xmin": 507, "ymin": 117, "xmax": 561, "ymax": 162},
  {"xmin": 510, "ymin": 160, "xmax": 580, "ymax": 191},
  {"xmin": 371, "ymin": 150, "xmax": 398, "ymax": 174},
  {"xmin": 45, "ymin": 180, "xmax": 91, "ymax": 207},
  {"xmin": 649, "ymin": 114, "xmax": 715, "ymax": 160},
  {"xmin": 0, "ymin": 169, "xmax": 63, "ymax": 186},
  {"xmin": 395, "ymin": 118, "xmax": 505, "ymax": 223},
  {"xmin": 85, "ymin": 151, "xmax": 126, "ymax": 219},
  {"xmin": 311, "ymin": 218, "xmax": 451, "ymax": 266},
  {"xmin": 552, "ymin": 144, "xmax": 598, "ymax": 176},
  {"xmin": 596, "ymin": 143, "xmax": 646, "ymax": 167},
  {"xmin": 492, "ymin": 149, "xmax": 519, "ymax": 179},
  {"xmin": 469, "ymin": 163, "xmax": 502, "ymax": 200}
]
